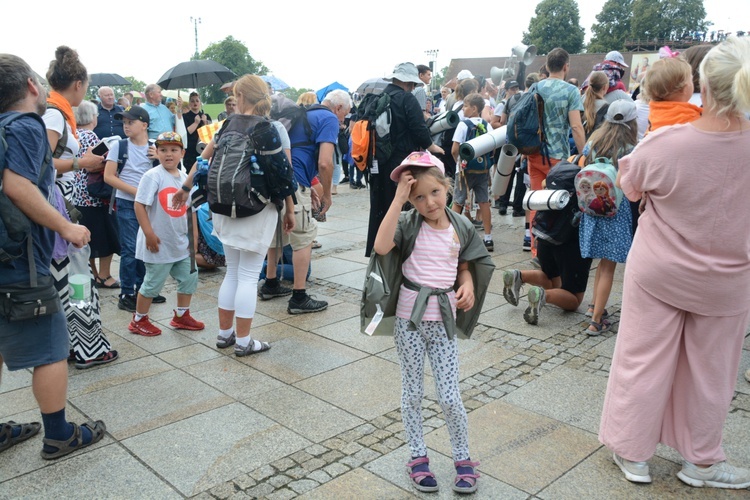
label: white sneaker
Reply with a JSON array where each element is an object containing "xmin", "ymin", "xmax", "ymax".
[
  {"xmin": 745, "ymin": 368, "xmax": 750, "ymax": 383},
  {"xmin": 613, "ymin": 453, "xmax": 652, "ymax": 483},
  {"xmin": 677, "ymin": 460, "xmax": 750, "ymax": 489}
]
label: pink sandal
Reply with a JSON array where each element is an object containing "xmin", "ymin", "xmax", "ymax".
[
  {"xmin": 453, "ymin": 459, "xmax": 480, "ymax": 494},
  {"xmin": 406, "ymin": 456, "xmax": 439, "ymax": 493}
]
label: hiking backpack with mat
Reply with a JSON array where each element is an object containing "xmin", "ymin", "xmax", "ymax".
[
  {"xmin": 350, "ymin": 89, "xmax": 395, "ymax": 172},
  {"xmin": 506, "ymin": 83, "xmax": 549, "ymax": 161},
  {"xmin": 207, "ymin": 114, "xmax": 295, "ymax": 219},
  {"xmin": 531, "ymin": 154, "xmax": 583, "ymax": 245},
  {"xmin": 458, "ymin": 118, "xmax": 492, "ymax": 173}
]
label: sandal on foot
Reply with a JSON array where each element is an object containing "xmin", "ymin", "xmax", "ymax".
[
  {"xmin": 0, "ymin": 421, "xmax": 41, "ymax": 453},
  {"xmin": 234, "ymin": 339, "xmax": 271, "ymax": 357},
  {"xmin": 586, "ymin": 319, "xmax": 611, "ymax": 336},
  {"xmin": 75, "ymin": 350, "xmax": 119, "ymax": 370},
  {"xmin": 453, "ymin": 459, "xmax": 480, "ymax": 494},
  {"xmin": 41, "ymin": 420, "xmax": 106, "ymax": 460},
  {"xmin": 585, "ymin": 305, "xmax": 609, "ymax": 319},
  {"xmin": 406, "ymin": 456, "xmax": 439, "ymax": 493},
  {"xmin": 95, "ymin": 275, "xmax": 120, "ymax": 289}
]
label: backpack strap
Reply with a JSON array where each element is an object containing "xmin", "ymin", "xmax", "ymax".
[
  {"xmin": 46, "ymin": 105, "xmax": 72, "ymax": 159},
  {"xmin": 290, "ymin": 104, "xmax": 334, "ymax": 149},
  {"xmin": 108, "ymin": 139, "xmax": 129, "ymax": 212}
]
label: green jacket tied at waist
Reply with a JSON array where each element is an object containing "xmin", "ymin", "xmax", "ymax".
[{"xmin": 360, "ymin": 208, "xmax": 495, "ymax": 339}]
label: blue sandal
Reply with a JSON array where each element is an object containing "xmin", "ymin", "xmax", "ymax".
[
  {"xmin": 453, "ymin": 459, "xmax": 480, "ymax": 494},
  {"xmin": 586, "ymin": 319, "xmax": 612, "ymax": 336},
  {"xmin": 406, "ymin": 456, "xmax": 439, "ymax": 493}
]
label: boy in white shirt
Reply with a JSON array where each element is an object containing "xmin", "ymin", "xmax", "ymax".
[
  {"xmin": 451, "ymin": 93, "xmax": 493, "ymax": 252},
  {"xmin": 128, "ymin": 132, "xmax": 204, "ymax": 336}
]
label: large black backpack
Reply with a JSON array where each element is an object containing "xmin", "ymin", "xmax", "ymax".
[
  {"xmin": 207, "ymin": 115, "xmax": 295, "ymax": 218},
  {"xmin": 0, "ymin": 112, "xmax": 52, "ymax": 285},
  {"xmin": 507, "ymin": 84, "xmax": 549, "ymax": 160},
  {"xmin": 531, "ymin": 155, "xmax": 583, "ymax": 246}
]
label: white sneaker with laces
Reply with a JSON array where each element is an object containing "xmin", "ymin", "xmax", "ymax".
[
  {"xmin": 613, "ymin": 453, "xmax": 652, "ymax": 483},
  {"xmin": 677, "ymin": 460, "xmax": 750, "ymax": 489}
]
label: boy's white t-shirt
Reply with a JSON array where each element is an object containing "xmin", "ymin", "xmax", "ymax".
[
  {"xmin": 106, "ymin": 140, "xmax": 151, "ymax": 201},
  {"xmin": 134, "ymin": 166, "xmax": 189, "ymax": 264},
  {"xmin": 452, "ymin": 117, "xmax": 487, "ymax": 144}
]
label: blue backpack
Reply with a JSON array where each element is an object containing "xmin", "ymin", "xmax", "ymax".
[
  {"xmin": 459, "ymin": 118, "xmax": 492, "ymax": 173},
  {"xmin": 0, "ymin": 112, "xmax": 52, "ymax": 285},
  {"xmin": 506, "ymin": 84, "xmax": 549, "ymax": 160}
]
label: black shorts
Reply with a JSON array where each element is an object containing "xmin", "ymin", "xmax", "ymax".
[{"xmin": 537, "ymin": 237, "xmax": 592, "ymax": 295}]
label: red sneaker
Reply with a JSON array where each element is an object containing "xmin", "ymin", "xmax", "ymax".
[
  {"xmin": 128, "ymin": 315, "xmax": 162, "ymax": 336},
  {"xmin": 170, "ymin": 310, "xmax": 205, "ymax": 331}
]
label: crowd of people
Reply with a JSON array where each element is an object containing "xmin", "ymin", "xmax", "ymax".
[{"xmin": 1, "ymin": 37, "xmax": 750, "ymax": 494}]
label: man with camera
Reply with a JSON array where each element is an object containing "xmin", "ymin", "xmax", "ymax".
[{"xmin": 0, "ymin": 54, "xmax": 105, "ymax": 459}]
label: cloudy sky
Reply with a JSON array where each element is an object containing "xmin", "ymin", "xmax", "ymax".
[{"xmin": 2, "ymin": 0, "xmax": 741, "ymax": 95}]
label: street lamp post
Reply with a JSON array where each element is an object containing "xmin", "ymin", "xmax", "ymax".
[
  {"xmin": 190, "ymin": 17, "xmax": 202, "ymax": 59},
  {"xmin": 424, "ymin": 49, "xmax": 439, "ymax": 92}
]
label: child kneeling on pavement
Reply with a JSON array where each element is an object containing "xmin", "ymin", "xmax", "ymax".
[{"xmin": 129, "ymin": 132, "xmax": 204, "ymax": 336}]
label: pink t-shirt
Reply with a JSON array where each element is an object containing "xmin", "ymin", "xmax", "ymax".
[
  {"xmin": 619, "ymin": 123, "xmax": 750, "ymax": 316},
  {"xmin": 396, "ymin": 223, "xmax": 460, "ymax": 321}
]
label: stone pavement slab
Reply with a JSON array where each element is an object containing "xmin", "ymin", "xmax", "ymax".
[
  {"xmin": 0, "ymin": 445, "xmax": 179, "ymax": 500},
  {"xmin": 121, "ymin": 402, "xmax": 311, "ymax": 496},
  {"xmin": 503, "ymin": 365, "xmax": 608, "ymax": 434},
  {"xmin": 424, "ymin": 400, "xmax": 601, "ymax": 494},
  {"xmin": 69, "ymin": 369, "xmax": 232, "ymax": 440},
  {"xmin": 298, "ymin": 468, "xmax": 413, "ymax": 499}
]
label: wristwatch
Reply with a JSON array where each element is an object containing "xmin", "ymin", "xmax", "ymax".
[
  {"xmin": 181, "ymin": 185, "xmax": 191, "ymax": 193},
  {"xmin": 72, "ymin": 157, "xmax": 80, "ymax": 171}
]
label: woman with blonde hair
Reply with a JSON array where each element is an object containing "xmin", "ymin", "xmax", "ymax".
[
  {"xmin": 173, "ymin": 74, "xmax": 295, "ymax": 356},
  {"xmin": 296, "ymin": 91, "xmax": 317, "ymax": 106},
  {"xmin": 599, "ymin": 37, "xmax": 750, "ymax": 489}
]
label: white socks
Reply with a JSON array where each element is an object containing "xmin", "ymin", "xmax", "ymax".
[{"xmin": 218, "ymin": 328, "xmax": 234, "ymax": 340}]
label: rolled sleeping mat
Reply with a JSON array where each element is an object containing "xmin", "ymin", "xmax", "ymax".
[
  {"xmin": 522, "ymin": 189, "xmax": 571, "ymax": 211},
  {"xmin": 459, "ymin": 125, "xmax": 507, "ymax": 161},
  {"xmin": 490, "ymin": 144, "xmax": 519, "ymax": 198},
  {"xmin": 428, "ymin": 110, "xmax": 460, "ymax": 135}
]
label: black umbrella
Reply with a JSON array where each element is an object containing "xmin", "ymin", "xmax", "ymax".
[
  {"xmin": 89, "ymin": 73, "xmax": 132, "ymax": 86},
  {"xmin": 356, "ymin": 77, "xmax": 389, "ymax": 96},
  {"xmin": 157, "ymin": 60, "xmax": 236, "ymax": 89}
]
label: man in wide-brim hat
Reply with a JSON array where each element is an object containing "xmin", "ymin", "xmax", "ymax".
[{"xmin": 364, "ymin": 62, "xmax": 445, "ymax": 257}]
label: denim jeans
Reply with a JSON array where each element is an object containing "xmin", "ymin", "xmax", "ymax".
[
  {"xmin": 348, "ymin": 162, "xmax": 364, "ymax": 185},
  {"xmin": 116, "ymin": 198, "xmax": 145, "ymax": 297}
]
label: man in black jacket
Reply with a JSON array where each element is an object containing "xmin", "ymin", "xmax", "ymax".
[{"xmin": 365, "ymin": 62, "xmax": 444, "ymax": 256}]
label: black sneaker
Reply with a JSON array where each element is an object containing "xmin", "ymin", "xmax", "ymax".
[
  {"xmin": 498, "ymin": 206, "xmax": 508, "ymax": 216},
  {"xmin": 287, "ymin": 294, "xmax": 328, "ymax": 315},
  {"xmin": 484, "ymin": 239, "xmax": 494, "ymax": 252},
  {"xmin": 152, "ymin": 295, "xmax": 167, "ymax": 304},
  {"xmin": 259, "ymin": 281, "xmax": 293, "ymax": 300},
  {"xmin": 512, "ymin": 208, "xmax": 526, "ymax": 217},
  {"xmin": 118, "ymin": 294, "xmax": 137, "ymax": 312}
]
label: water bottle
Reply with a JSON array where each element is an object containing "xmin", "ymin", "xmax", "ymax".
[
  {"xmin": 250, "ymin": 155, "xmax": 263, "ymax": 175},
  {"xmin": 67, "ymin": 243, "xmax": 92, "ymax": 308}
]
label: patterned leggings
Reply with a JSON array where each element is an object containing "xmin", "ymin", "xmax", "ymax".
[{"xmin": 394, "ymin": 317, "xmax": 470, "ymax": 461}]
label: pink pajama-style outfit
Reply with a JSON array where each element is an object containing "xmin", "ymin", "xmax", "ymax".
[{"xmin": 599, "ymin": 123, "xmax": 750, "ymax": 464}]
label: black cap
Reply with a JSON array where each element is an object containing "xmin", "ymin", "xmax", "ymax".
[
  {"xmin": 114, "ymin": 105, "xmax": 150, "ymax": 124},
  {"xmin": 507, "ymin": 80, "xmax": 520, "ymax": 89}
]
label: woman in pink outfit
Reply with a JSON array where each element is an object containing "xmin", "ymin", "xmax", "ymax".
[{"xmin": 599, "ymin": 37, "xmax": 750, "ymax": 490}]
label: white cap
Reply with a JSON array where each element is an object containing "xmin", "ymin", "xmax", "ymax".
[{"xmin": 457, "ymin": 70, "xmax": 474, "ymax": 80}]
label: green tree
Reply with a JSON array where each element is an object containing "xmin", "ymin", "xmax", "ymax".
[
  {"xmin": 631, "ymin": 0, "xmax": 707, "ymax": 41},
  {"xmin": 588, "ymin": 0, "xmax": 633, "ymax": 53},
  {"xmin": 278, "ymin": 87, "xmax": 314, "ymax": 103},
  {"xmin": 86, "ymin": 76, "xmax": 145, "ymax": 101},
  {"xmin": 522, "ymin": 0, "xmax": 585, "ymax": 55},
  {"xmin": 199, "ymin": 36, "xmax": 269, "ymax": 104}
]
